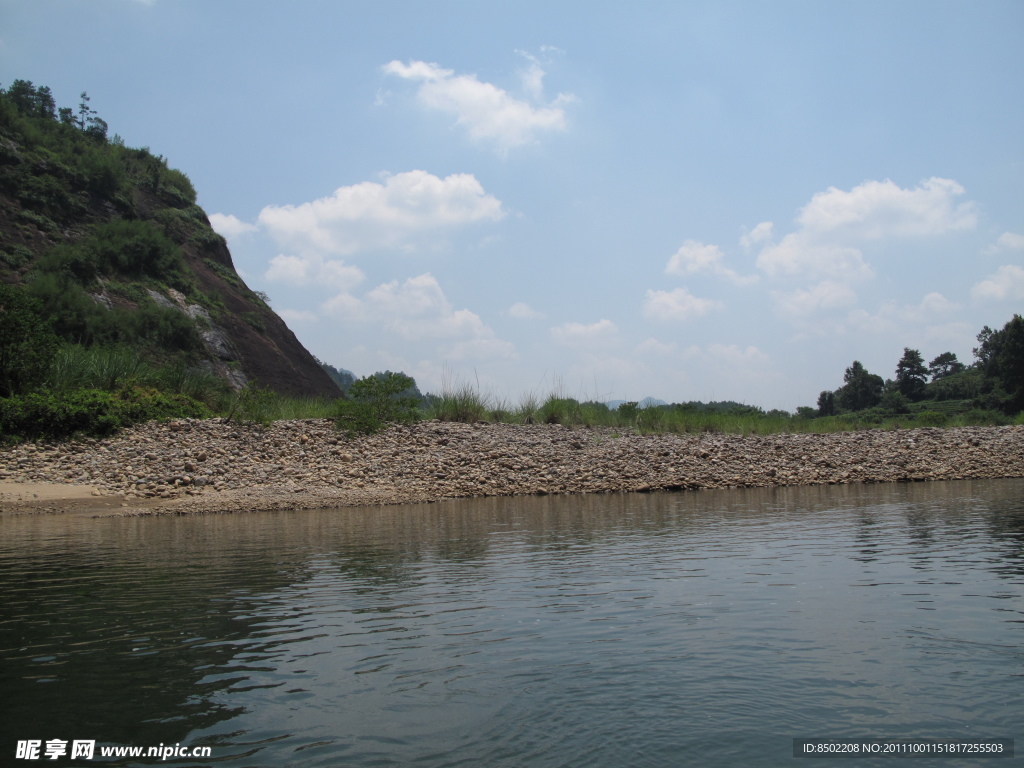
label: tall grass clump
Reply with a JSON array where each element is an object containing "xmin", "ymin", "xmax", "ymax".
[
  {"xmin": 46, "ymin": 344, "xmax": 151, "ymax": 392},
  {"xmin": 152, "ymin": 359, "xmax": 226, "ymax": 406},
  {"xmin": 429, "ymin": 380, "xmax": 490, "ymax": 422},
  {"xmin": 271, "ymin": 396, "xmax": 338, "ymax": 421},
  {"xmin": 515, "ymin": 391, "xmax": 541, "ymax": 424}
]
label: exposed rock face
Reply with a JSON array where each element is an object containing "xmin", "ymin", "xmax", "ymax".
[{"xmin": 2, "ymin": 422, "xmax": 1021, "ymax": 515}]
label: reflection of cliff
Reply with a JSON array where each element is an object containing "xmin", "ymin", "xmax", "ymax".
[
  {"xmin": 2, "ymin": 478, "xmax": 1021, "ymax": 753},
  {"xmin": 0, "ymin": 516, "xmax": 315, "ymax": 748}
]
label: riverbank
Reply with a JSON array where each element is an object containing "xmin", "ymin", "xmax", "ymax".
[{"xmin": 1, "ymin": 419, "xmax": 1022, "ymax": 515}]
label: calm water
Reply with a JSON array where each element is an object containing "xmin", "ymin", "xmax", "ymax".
[{"xmin": 1, "ymin": 479, "xmax": 1022, "ymax": 767}]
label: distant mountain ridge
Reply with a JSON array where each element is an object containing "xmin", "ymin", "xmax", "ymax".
[{"xmin": 0, "ymin": 80, "xmax": 339, "ymax": 399}]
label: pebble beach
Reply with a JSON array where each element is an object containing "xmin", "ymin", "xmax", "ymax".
[{"xmin": 2, "ymin": 418, "xmax": 1023, "ymax": 515}]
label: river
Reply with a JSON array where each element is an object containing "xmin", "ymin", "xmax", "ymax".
[{"xmin": 1, "ymin": 479, "xmax": 1021, "ymax": 766}]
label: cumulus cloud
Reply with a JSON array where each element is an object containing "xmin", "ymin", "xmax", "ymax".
[
  {"xmin": 758, "ymin": 238, "xmax": 873, "ymax": 281},
  {"xmin": 740, "ymin": 221, "xmax": 774, "ymax": 251},
  {"xmin": 847, "ymin": 291, "xmax": 960, "ymax": 335},
  {"xmin": 682, "ymin": 343, "xmax": 769, "ymax": 366},
  {"xmin": 666, "ymin": 240, "xmax": 722, "ymax": 275},
  {"xmin": 756, "ymin": 177, "xmax": 977, "ymax": 280},
  {"xmin": 796, "ymin": 177, "xmax": 976, "ymax": 238},
  {"xmin": 321, "ymin": 273, "xmax": 515, "ymax": 361},
  {"xmin": 383, "ymin": 58, "xmax": 575, "ymax": 152},
  {"xmin": 209, "ymin": 212, "xmax": 257, "ymax": 240},
  {"xmin": 264, "ymin": 253, "xmax": 365, "ymax": 291},
  {"xmin": 277, "ymin": 308, "xmax": 318, "ymax": 325},
  {"xmin": 971, "ymin": 265, "xmax": 1024, "ymax": 302},
  {"xmin": 983, "ymin": 232, "xmax": 1024, "ymax": 255},
  {"xmin": 550, "ymin": 319, "xmax": 618, "ymax": 347},
  {"xmin": 643, "ymin": 287, "xmax": 723, "ymax": 322},
  {"xmin": 665, "ymin": 240, "xmax": 757, "ymax": 284},
  {"xmin": 635, "ymin": 338, "xmax": 679, "ymax": 357},
  {"xmin": 257, "ymin": 170, "xmax": 504, "ymax": 257},
  {"xmin": 508, "ymin": 301, "xmax": 544, "ymax": 319},
  {"xmin": 771, "ymin": 280, "xmax": 858, "ymax": 317}
]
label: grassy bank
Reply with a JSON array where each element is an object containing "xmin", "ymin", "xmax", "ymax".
[
  {"xmin": 421, "ymin": 385, "xmax": 1021, "ymax": 435},
  {"xmin": 2, "ymin": 347, "xmax": 1021, "ymax": 444}
]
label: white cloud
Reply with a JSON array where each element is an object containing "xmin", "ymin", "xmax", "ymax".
[
  {"xmin": 971, "ymin": 265, "xmax": 1024, "ymax": 302},
  {"xmin": 847, "ymin": 291, "xmax": 960, "ymax": 335},
  {"xmin": 757, "ymin": 237, "xmax": 873, "ymax": 281},
  {"xmin": 796, "ymin": 177, "xmax": 976, "ymax": 238},
  {"xmin": 665, "ymin": 240, "xmax": 757, "ymax": 284},
  {"xmin": 321, "ymin": 273, "xmax": 516, "ymax": 361},
  {"xmin": 772, "ymin": 280, "xmax": 858, "ymax": 317},
  {"xmin": 666, "ymin": 240, "xmax": 723, "ymax": 275},
  {"xmin": 265, "ymin": 254, "xmax": 311, "ymax": 284},
  {"xmin": 265, "ymin": 253, "xmax": 365, "ymax": 291},
  {"xmin": 676, "ymin": 344, "xmax": 774, "ymax": 395},
  {"xmin": 383, "ymin": 59, "xmax": 575, "ymax": 152},
  {"xmin": 277, "ymin": 308, "xmax": 318, "ymax": 325},
  {"xmin": 635, "ymin": 338, "xmax": 679, "ymax": 357},
  {"xmin": 643, "ymin": 287, "xmax": 723, "ymax": 322},
  {"xmin": 257, "ymin": 170, "xmax": 504, "ymax": 257},
  {"xmin": 516, "ymin": 50, "xmax": 547, "ymax": 102},
  {"xmin": 550, "ymin": 319, "xmax": 618, "ymax": 347},
  {"xmin": 209, "ymin": 212, "xmax": 257, "ymax": 239},
  {"xmin": 508, "ymin": 301, "xmax": 544, "ymax": 319},
  {"xmin": 682, "ymin": 343, "xmax": 770, "ymax": 366},
  {"xmin": 983, "ymin": 232, "xmax": 1024, "ymax": 255},
  {"xmin": 756, "ymin": 177, "xmax": 977, "ymax": 280},
  {"xmin": 740, "ymin": 221, "xmax": 774, "ymax": 251}
]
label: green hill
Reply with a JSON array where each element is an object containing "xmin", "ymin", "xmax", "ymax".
[{"xmin": 0, "ymin": 80, "xmax": 339, "ymax": 400}]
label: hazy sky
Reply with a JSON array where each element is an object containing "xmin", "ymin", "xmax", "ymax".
[{"xmin": 4, "ymin": 0, "xmax": 1022, "ymax": 409}]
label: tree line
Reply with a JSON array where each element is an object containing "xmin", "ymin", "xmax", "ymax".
[{"xmin": 815, "ymin": 315, "xmax": 1023, "ymax": 417}]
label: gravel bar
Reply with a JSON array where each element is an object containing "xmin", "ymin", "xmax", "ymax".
[{"xmin": 2, "ymin": 419, "xmax": 1022, "ymax": 515}]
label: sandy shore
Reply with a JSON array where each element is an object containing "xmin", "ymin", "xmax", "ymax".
[{"xmin": 1, "ymin": 419, "xmax": 1022, "ymax": 516}]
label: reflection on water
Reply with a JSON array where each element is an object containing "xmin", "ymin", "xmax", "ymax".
[{"xmin": 1, "ymin": 479, "xmax": 1022, "ymax": 766}]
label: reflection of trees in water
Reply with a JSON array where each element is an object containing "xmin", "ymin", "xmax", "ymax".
[
  {"xmin": 3, "ymin": 478, "xmax": 1021, "ymax": 752},
  {"xmin": 983, "ymin": 494, "xmax": 1024, "ymax": 580},
  {"xmin": 842, "ymin": 479, "xmax": 1024, "ymax": 578}
]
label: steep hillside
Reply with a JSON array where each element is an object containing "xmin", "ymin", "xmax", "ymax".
[{"xmin": 0, "ymin": 81, "xmax": 339, "ymax": 399}]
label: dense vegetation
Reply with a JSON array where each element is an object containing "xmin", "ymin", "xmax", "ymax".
[
  {"xmin": 0, "ymin": 80, "xmax": 232, "ymax": 354},
  {"xmin": 412, "ymin": 316, "xmax": 1024, "ymax": 434},
  {"xmin": 812, "ymin": 315, "xmax": 1024, "ymax": 427},
  {"xmin": 0, "ymin": 80, "xmax": 338, "ymax": 440}
]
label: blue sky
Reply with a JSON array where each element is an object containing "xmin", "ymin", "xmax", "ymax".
[{"xmin": 4, "ymin": 0, "xmax": 1023, "ymax": 409}]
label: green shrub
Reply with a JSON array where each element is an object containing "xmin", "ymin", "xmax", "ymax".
[
  {"xmin": 0, "ymin": 244, "xmax": 35, "ymax": 269},
  {"xmin": 35, "ymin": 219, "xmax": 186, "ymax": 286},
  {"xmin": 27, "ymin": 275, "xmax": 201, "ymax": 352},
  {"xmin": 925, "ymin": 369, "xmax": 982, "ymax": 401},
  {"xmin": 0, "ymin": 283, "xmax": 60, "ymax": 397},
  {"xmin": 332, "ymin": 399, "xmax": 384, "ymax": 437},
  {"xmin": 913, "ymin": 411, "xmax": 949, "ymax": 427},
  {"xmin": 154, "ymin": 360, "xmax": 225, "ymax": 405},
  {"xmin": 15, "ymin": 208, "xmax": 58, "ymax": 234},
  {"xmin": 160, "ymin": 167, "xmax": 196, "ymax": 205},
  {"xmin": 79, "ymin": 145, "xmax": 126, "ymax": 198},
  {"xmin": 0, "ymin": 387, "xmax": 209, "ymax": 441},
  {"xmin": 203, "ymin": 258, "xmax": 243, "ymax": 288},
  {"xmin": 242, "ymin": 312, "xmax": 266, "ymax": 332},
  {"xmin": 957, "ymin": 409, "xmax": 1009, "ymax": 427},
  {"xmin": 348, "ymin": 372, "xmax": 420, "ymax": 423},
  {"xmin": 224, "ymin": 383, "xmax": 279, "ymax": 426}
]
